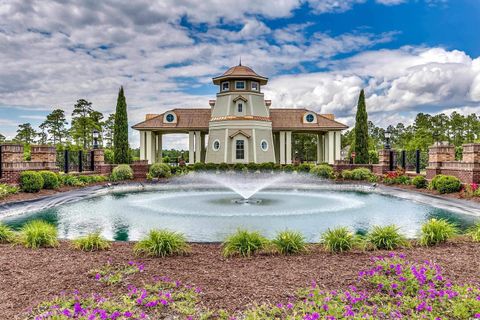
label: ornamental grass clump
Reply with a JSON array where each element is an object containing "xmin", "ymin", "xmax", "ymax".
[
  {"xmin": 0, "ymin": 223, "xmax": 16, "ymax": 243},
  {"xmin": 222, "ymin": 229, "xmax": 269, "ymax": 257},
  {"xmin": 73, "ymin": 232, "xmax": 111, "ymax": 251},
  {"xmin": 367, "ymin": 225, "xmax": 407, "ymax": 250},
  {"xmin": 134, "ymin": 229, "xmax": 190, "ymax": 257},
  {"xmin": 420, "ymin": 218, "xmax": 457, "ymax": 246},
  {"xmin": 0, "ymin": 183, "xmax": 19, "ymax": 199},
  {"xmin": 19, "ymin": 220, "xmax": 58, "ymax": 248},
  {"xmin": 272, "ymin": 230, "xmax": 307, "ymax": 255},
  {"xmin": 321, "ymin": 227, "xmax": 359, "ymax": 253},
  {"xmin": 467, "ymin": 223, "xmax": 480, "ymax": 242}
]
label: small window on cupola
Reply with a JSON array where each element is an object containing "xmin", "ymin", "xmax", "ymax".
[
  {"xmin": 238, "ymin": 103, "xmax": 243, "ymax": 113},
  {"xmin": 235, "ymin": 81, "xmax": 245, "ymax": 90},
  {"xmin": 221, "ymin": 82, "xmax": 229, "ymax": 91},
  {"xmin": 251, "ymin": 82, "xmax": 259, "ymax": 91}
]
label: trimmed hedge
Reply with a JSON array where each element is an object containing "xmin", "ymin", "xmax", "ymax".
[
  {"xmin": 39, "ymin": 171, "xmax": 60, "ymax": 189},
  {"xmin": 430, "ymin": 175, "xmax": 462, "ymax": 194},
  {"xmin": 20, "ymin": 171, "xmax": 44, "ymax": 193},
  {"xmin": 412, "ymin": 175, "xmax": 428, "ymax": 189},
  {"xmin": 148, "ymin": 163, "xmax": 172, "ymax": 179},
  {"xmin": 111, "ymin": 164, "xmax": 134, "ymax": 181},
  {"xmin": 311, "ymin": 164, "xmax": 334, "ymax": 178}
]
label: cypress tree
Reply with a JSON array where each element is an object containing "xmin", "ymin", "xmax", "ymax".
[
  {"xmin": 354, "ymin": 89, "xmax": 369, "ymax": 164},
  {"xmin": 113, "ymin": 86, "xmax": 131, "ymax": 164}
]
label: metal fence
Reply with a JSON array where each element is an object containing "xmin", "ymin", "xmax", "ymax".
[
  {"xmin": 390, "ymin": 149, "xmax": 427, "ymax": 173},
  {"xmin": 56, "ymin": 150, "xmax": 94, "ymax": 173}
]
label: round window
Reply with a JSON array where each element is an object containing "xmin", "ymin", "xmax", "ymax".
[
  {"xmin": 212, "ymin": 139, "xmax": 220, "ymax": 151},
  {"xmin": 166, "ymin": 114, "xmax": 175, "ymax": 122},
  {"xmin": 306, "ymin": 114, "xmax": 315, "ymax": 123},
  {"xmin": 260, "ymin": 140, "xmax": 268, "ymax": 151}
]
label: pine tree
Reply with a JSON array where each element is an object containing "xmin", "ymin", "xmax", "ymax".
[
  {"xmin": 41, "ymin": 109, "xmax": 68, "ymax": 145},
  {"xmin": 0, "ymin": 133, "xmax": 5, "ymax": 143},
  {"xmin": 71, "ymin": 99, "xmax": 94, "ymax": 148},
  {"xmin": 14, "ymin": 123, "xmax": 37, "ymax": 145},
  {"xmin": 354, "ymin": 89, "xmax": 369, "ymax": 164},
  {"xmin": 113, "ymin": 86, "xmax": 131, "ymax": 164},
  {"xmin": 103, "ymin": 113, "xmax": 115, "ymax": 148}
]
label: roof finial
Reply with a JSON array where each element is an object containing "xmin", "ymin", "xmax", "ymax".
[{"xmin": 239, "ymin": 56, "xmax": 242, "ymax": 66}]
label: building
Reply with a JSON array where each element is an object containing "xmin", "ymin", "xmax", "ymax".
[{"xmin": 132, "ymin": 64, "xmax": 348, "ymax": 165}]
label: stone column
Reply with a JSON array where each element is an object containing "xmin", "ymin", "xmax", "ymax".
[
  {"xmin": 462, "ymin": 143, "xmax": 480, "ymax": 164},
  {"xmin": 200, "ymin": 133, "xmax": 206, "ymax": 163},
  {"xmin": 372, "ymin": 149, "xmax": 391, "ymax": 175},
  {"xmin": 316, "ymin": 133, "xmax": 324, "ymax": 164},
  {"xmin": 285, "ymin": 131, "xmax": 292, "ymax": 164},
  {"xmin": 328, "ymin": 131, "xmax": 335, "ymax": 164},
  {"xmin": 188, "ymin": 131, "xmax": 195, "ymax": 165},
  {"xmin": 156, "ymin": 133, "xmax": 163, "ymax": 163},
  {"xmin": 146, "ymin": 131, "xmax": 156, "ymax": 164},
  {"xmin": 194, "ymin": 131, "xmax": 202, "ymax": 163},
  {"xmin": 279, "ymin": 131, "xmax": 286, "ymax": 164},
  {"xmin": 335, "ymin": 131, "xmax": 342, "ymax": 162},
  {"xmin": 274, "ymin": 132, "xmax": 280, "ymax": 164},
  {"xmin": 426, "ymin": 143, "xmax": 455, "ymax": 179},
  {"xmin": 139, "ymin": 131, "xmax": 146, "ymax": 161}
]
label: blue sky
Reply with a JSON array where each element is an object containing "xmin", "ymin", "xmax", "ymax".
[{"xmin": 0, "ymin": 0, "xmax": 479, "ymax": 148}]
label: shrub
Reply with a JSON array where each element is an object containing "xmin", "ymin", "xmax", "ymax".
[
  {"xmin": 218, "ymin": 162, "xmax": 230, "ymax": 171},
  {"xmin": 429, "ymin": 174, "xmax": 445, "ymax": 190},
  {"xmin": 205, "ymin": 162, "xmax": 218, "ymax": 171},
  {"xmin": 431, "ymin": 175, "xmax": 462, "ymax": 194},
  {"xmin": 0, "ymin": 223, "xmax": 16, "ymax": 243},
  {"xmin": 39, "ymin": 171, "xmax": 60, "ymax": 189},
  {"xmin": 383, "ymin": 172, "xmax": 411, "ymax": 185},
  {"xmin": 148, "ymin": 163, "xmax": 172, "ymax": 179},
  {"xmin": 192, "ymin": 162, "xmax": 207, "ymax": 171},
  {"xmin": 311, "ymin": 164, "xmax": 333, "ymax": 178},
  {"xmin": 77, "ymin": 175, "xmax": 107, "ymax": 184},
  {"xmin": 134, "ymin": 229, "xmax": 190, "ymax": 257},
  {"xmin": 0, "ymin": 183, "xmax": 19, "ymax": 199},
  {"xmin": 246, "ymin": 162, "xmax": 259, "ymax": 172},
  {"xmin": 420, "ymin": 218, "xmax": 457, "ymax": 246},
  {"xmin": 19, "ymin": 220, "xmax": 58, "ymax": 248},
  {"xmin": 341, "ymin": 169, "xmax": 353, "ymax": 180},
  {"xmin": 272, "ymin": 230, "xmax": 307, "ymax": 255},
  {"xmin": 283, "ymin": 164, "xmax": 295, "ymax": 172},
  {"xmin": 60, "ymin": 174, "xmax": 85, "ymax": 187},
  {"xmin": 351, "ymin": 168, "xmax": 374, "ymax": 180},
  {"xmin": 321, "ymin": 227, "xmax": 359, "ymax": 253},
  {"xmin": 412, "ymin": 175, "xmax": 428, "ymax": 189},
  {"xmin": 467, "ymin": 223, "xmax": 480, "ymax": 242},
  {"xmin": 20, "ymin": 171, "xmax": 44, "ymax": 193},
  {"xmin": 73, "ymin": 232, "xmax": 111, "ymax": 251},
  {"xmin": 111, "ymin": 164, "xmax": 134, "ymax": 181},
  {"xmin": 232, "ymin": 163, "xmax": 245, "ymax": 171},
  {"xmin": 367, "ymin": 225, "xmax": 407, "ymax": 250},
  {"xmin": 258, "ymin": 162, "xmax": 274, "ymax": 172},
  {"xmin": 222, "ymin": 229, "xmax": 269, "ymax": 257},
  {"xmin": 297, "ymin": 163, "xmax": 312, "ymax": 173}
]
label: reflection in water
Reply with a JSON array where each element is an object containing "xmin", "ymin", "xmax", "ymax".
[
  {"xmin": 113, "ymin": 218, "xmax": 129, "ymax": 241},
  {"xmin": 6, "ymin": 210, "xmax": 60, "ymax": 231},
  {"xmin": 427, "ymin": 208, "xmax": 478, "ymax": 230}
]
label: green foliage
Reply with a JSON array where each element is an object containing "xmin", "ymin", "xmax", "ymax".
[
  {"xmin": 430, "ymin": 175, "xmax": 462, "ymax": 194},
  {"xmin": 310, "ymin": 164, "xmax": 333, "ymax": 178},
  {"xmin": 111, "ymin": 164, "xmax": 133, "ymax": 181},
  {"xmin": 232, "ymin": 163, "xmax": 245, "ymax": 171},
  {"xmin": 282, "ymin": 164, "xmax": 294, "ymax": 172},
  {"xmin": 113, "ymin": 87, "xmax": 131, "ymax": 164},
  {"xmin": 412, "ymin": 175, "xmax": 428, "ymax": 188},
  {"xmin": 0, "ymin": 183, "xmax": 19, "ymax": 199},
  {"xmin": 76, "ymin": 175, "xmax": 107, "ymax": 184},
  {"xmin": 205, "ymin": 162, "xmax": 218, "ymax": 171},
  {"xmin": 467, "ymin": 223, "xmax": 480, "ymax": 242},
  {"xmin": 70, "ymin": 99, "xmax": 98, "ymax": 149},
  {"xmin": 321, "ymin": 227, "xmax": 359, "ymax": 253},
  {"xmin": 192, "ymin": 162, "xmax": 207, "ymax": 171},
  {"xmin": 19, "ymin": 220, "xmax": 58, "ymax": 248},
  {"xmin": 296, "ymin": 163, "xmax": 312, "ymax": 173},
  {"xmin": 222, "ymin": 229, "xmax": 269, "ymax": 257},
  {"xmin": 20, "ymin": 171, "xmax": 44, "ymax": 193},
  {"xmin": 420, "ymin": 218, "xmax": 457, "ymax": 246},
  {"xmin": 148, "ymin": 163, "xmax": 172, "ymax": 179},
  {"xmin": 73, "ymin": 232, "xmax": 111, "ymax": 251},
  {"xmin": 39, "ymin": 171, "xmax": 60, "ymax": 189},
  {"xmin": 218, "ymin": 162, "xmax": 230, "ymax": 171},
  {"xmin": 367, "ymin": 225, "xmax": 407, "ymax": 250},
  {"xmin": 247, "ymin": 162, "xmax": 259, "ymax": 172},
  {"xmin": 41, "ymin": 109, "xmax": 68, "ymax": 145},
  {"xmin": 104, "ymin": 149, "xmax": 115, "ymax": 164},
  {"xmin": 342, "ymin": 167, "xmax": 375, "ymax": 181},
  {"xmin": 0, "ymin": 223, "xmax": 16, "ymax": 243},
  {"xmin": 272, "ymin": 230, "xmax": 307, "ymax": 255},
  {"xmin": 60, "ymin": 174, "xmax": 85, "ymax": 187},
  {"xmin": 354, "ymin": 89, "xmax": 369, "ymax": 164},
  {"xmin": 14, "ymin": 123, "xmax": 37, "ymax": 144},
  {"xmin": 134, "ymin": 229, "xmax": 190, "ymax": 257},
  {"xmin": 368, "ymin": 149, "xmax": 379, "ymax": 164}
]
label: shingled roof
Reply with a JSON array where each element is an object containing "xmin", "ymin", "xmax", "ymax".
[
  {"xmin": 132, "ymin": 108, "xmax": 347, "ymax": 131},
  {"xmin": 212, "ymin": 64, "xmax": 268, "ymax": 85}
]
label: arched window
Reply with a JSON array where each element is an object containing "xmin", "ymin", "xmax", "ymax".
[
  {"xmin": 260, "ymin": 140, "xmax": 268, "ymax": 151},
  {"xmin": 212, "ymin": 139, "xmax": 220, "ymax": 151}
]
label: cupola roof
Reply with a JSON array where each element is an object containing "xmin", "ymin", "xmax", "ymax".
[{"xmin": 212, "ymin": 63, "xmax": 268, "ymax": 85}]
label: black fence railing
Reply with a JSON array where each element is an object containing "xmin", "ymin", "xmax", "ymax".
[
  {"xmin": 390, "ymin": 149, "xmax": 426, "ymax": 173},
  {"xmin": 0, "ymin": 145, "xmax": 3, "ymax": 179},
  {"xmin": 56, "ymin": 149, "xmax": 94, "ymax": 173}
]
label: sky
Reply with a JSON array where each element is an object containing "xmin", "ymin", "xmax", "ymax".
[{"xmin": 1, "ymin": 0, "xmax": 480, "ymax": 148}]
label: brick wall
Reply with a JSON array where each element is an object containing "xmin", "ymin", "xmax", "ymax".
[{"xmin": 131, "ymin": 160, "xmax": 149, "ymax": 179}]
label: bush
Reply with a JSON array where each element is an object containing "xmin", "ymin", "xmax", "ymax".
[
  {"xmin": 412, "ymin": 175, "xmax": 428, "ymax": 189},
  {"xmin": 383, "ymin": 172, "xmax": 411, "ymax": 185},
  {"xmin": 134, "ymin": 229, "xmax": 190, "ymax": 257},
  {"xmin": 297, "ymin": 163, "xmax": 312, "ymax": 173},
  {"xmin": 0, "ymin": 223, "xmax": 16, "ymax": 243},
  {"xmin": 222, "ymin": 229, "xmax": 269, "ymax": 257},
  {"xmin": 73, "ymin": 232, "xmax": 111, "ymax": 251},
  {"xmin": 431, "ymin": 175, "xmax": 462, "ymax": 194},
  {"xmin": 111, "ymin": 164, "xmax": 134, "ymax": 181},
  {"xmin": 148, "ymin": 163, "xmax": 172, "ymax": 179},
  {"xmin": 321, "ymin": 227, "xmax": 359, "ymax": 253},
  {"xmin": 232, "ymin": 163, "xmax": 245, "ymax": 171},
  {"xmin": 467, "ymin": 223, "xmax": 480, "ymax": 242},
  {"xmin": 19, "ymin": 220, "xmax": 58, "ymax": 248},
  {"xmin": 39, "ymin": 171, "xmax": 60, "ymax": 189},
  {"xmin": 0, "ymin": 183, "xmax": 19, "ymax": 199},
  {"xmin": 351, "ymin": 168, "xmax": 374, "ymax": 181},
  {"xmin": 258, "ymin": 162, "xmax": 274, "ymax": 172},
  {"xmin": 341, "ymin": 169, "xmax": 353, "ymax": 180},
  {"xmin": 310, "ymin": 164, "xmax": 333, "ymax": 178},
  {"xmin": 192, "ymin": 162, "xmax": 207, "ymax": 171},
  {"xmin": 420, "ymin": 218, "xmax": 457, "ymax": 246},
  {"xmin": 60, "ymin": 174, "xmax": 85, "ymax": 187},
  {"xmin": 205, "ymin": 162, "xmax": 218, "ymax": 171},
  {"xmin": 272, "ymin": 230, "xmax": 307, "ymax": 255},
  {"xmin": 77, "ymin": 175, "xmax": 107, "ymax": 184},
  {"xmin": 20, "ymin": 171, "xmax": 44, "ymax": 193},
  {"xmin": 282, "ymin": 164, "xmax": 295, "ymax": 172},
  {"xmin": 367, "ymin": 225, "xmax": 407, "ymax": 250},
  {"xmin": 218, "ymin": 162, "xmax": 230, "ymax": 171},
  {"xmin": 246, "ymin": 162, "xmax": 259, "ymax": 172}
]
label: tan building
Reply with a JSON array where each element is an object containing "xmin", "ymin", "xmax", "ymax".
[{"xmin": 132, "ymin": 64, "xmax": 348, "ymax": 165}]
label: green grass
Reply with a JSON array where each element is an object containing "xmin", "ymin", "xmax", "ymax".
[
  {"xmin": 19, "ymin": 220, "xmax": 58, "ymax": 248},
  {"xmin": 134, "ymin": 229, "xmax": 190, "ymax": 257},
  {"xmin": 467, "ymin": 223, "xmax": 480, "ymax": 242},
  {"xmin": 321, "ymin": 227, "xmax": 359, "ymax": 253},
  {"xmin": 367, "ymin": 225, "xmax": 408, "ymax": 250},
  {"xmin": 73, "ymin": 232, "xmax": 111, "ymax": 251},
  {"xmin": 271, "ymin": 230, "xmax": 307, "ymax": 255},
  {"xmin": 222, "ymin": 229, "xmax": 269, "ymax": 257},
  {"xmin": 0, "ymin": 223, "xmax": 16, "ymax": 243},
  {"xmin": 420, "ymin": 218, "xmax": 457, "ymax": 246}
]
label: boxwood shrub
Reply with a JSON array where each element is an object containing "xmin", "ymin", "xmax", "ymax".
[
  {"xmin": 311, "ymin": 164, "xmax": 333, "ymax": 178},
  {"xmin": 192, "ymin": 162, "xmax": 207, "ymax": 171},
  {"xmin": 259, "ymin": 162, "xmax": 274, "ymax": 172},
  {"xmin": 205, "ymin": 162, "xmax": 218, "ymax": 171},
  {"xmin": 283, "ymin": 164, "xmax": 295, "ymax": 172},
  {"xmin": 431, "ymin": 175, "xmax": 462, "ymax": 194},
  {"xmin": 148, "ymin": 163, "xmax": 172, "ymax": 179},
  {"xmin": 412, "ymin": 175, "xmax": 428, "ymax": 189},
  {"xmin": 39, "ymin": 171, "xmax": 60, "ymax": 189},
  {"xmin": 233, "ymin": 163, "xmax": 245, "ymax": 171},
  {"xmin": 20, "ymin": 171, "xmax": 44, "ymax": 193},
  {"xmin": 111, "ymin": 164, "xmax": 134, "ymax": 181},
  {"xmin": 60, "ymin": 174, "xmax": 85, "ymax": 187},
  {"xmin": 296, "ymin": 163, "xmax": 312, "ymax": 173},
  {"xmin": 246, "ymin": 162, "xmax": 259, "ymax": 172},
  {"xmin": 218, "ymin": 162, "xmax": 230, "ymax": 171}
]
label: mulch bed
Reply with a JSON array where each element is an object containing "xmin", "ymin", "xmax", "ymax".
[{"xmin": 1, "ymin": 240, "xmax": 480, "ymax": 319}]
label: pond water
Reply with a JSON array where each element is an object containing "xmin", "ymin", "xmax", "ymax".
[{"xmin": 2, "ymin": 173, "xmax": 478, "ymax": 242}]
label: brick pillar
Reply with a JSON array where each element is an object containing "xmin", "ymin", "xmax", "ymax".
[
  {"xmin": 1, "ymin": 144, "xmax": 24, "ymax": 163},
  {"xmin": 426, "ymin": 143, "xmax": 455, "ymax": 179},
  {"xmin": 0, "ymin": 144, "xmax": 24, "ymax": 183},
  {"xmin": 30, "ymin": 145, "xmax": 57, "ymax": 171},
  {"xmin": 462, "ymin": 143, "xmax": 480, "ymax": 164},
  {"xmin": 372, "ymin": 149, "xmax": 391, "ymax": 175}
]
